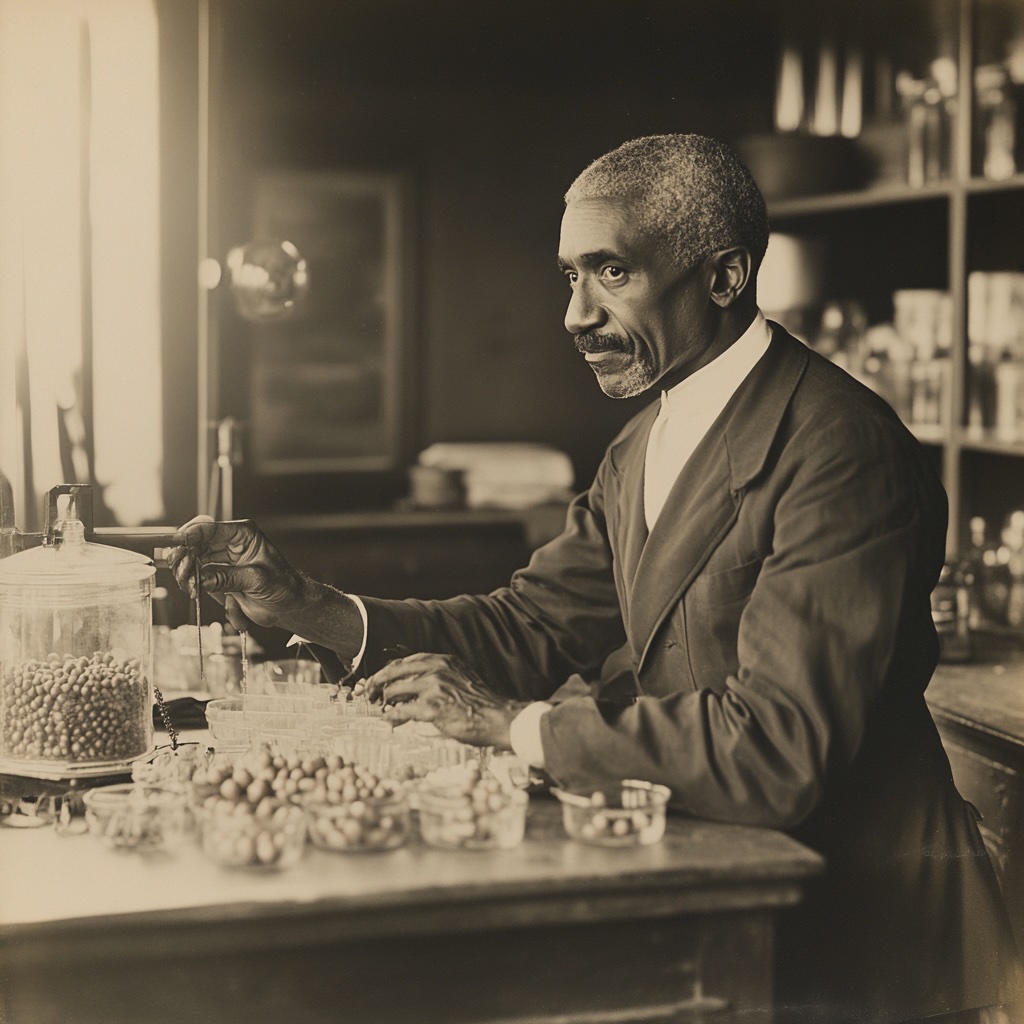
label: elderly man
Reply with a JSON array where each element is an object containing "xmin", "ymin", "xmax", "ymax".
[{"xmin": 172, "ymin": 135, "xmax": 1019, "ymax": 1023}]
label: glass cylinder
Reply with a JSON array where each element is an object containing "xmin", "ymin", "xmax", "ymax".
[{"xmin": 0, "ymin": 518, "xmax": 155, "ymax": 777}]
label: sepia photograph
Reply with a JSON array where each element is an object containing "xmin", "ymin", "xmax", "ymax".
[{"xmin": 2, "ymin": 1, "xmax": 1024, "ymax": 1022}]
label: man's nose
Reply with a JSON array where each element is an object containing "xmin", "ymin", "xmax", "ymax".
[{"xmin": 564, "ymin": 280, "xmax": 606, "ymax": 335}]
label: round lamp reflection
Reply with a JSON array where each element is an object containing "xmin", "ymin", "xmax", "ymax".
[{"xmin": 225, "ymin": 239, "xmax": 309, "ymax": 322}]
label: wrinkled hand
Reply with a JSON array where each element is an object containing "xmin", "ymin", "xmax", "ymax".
[
  {"xmin": 168, "ymin": 515, "xmax": 305, "ymax": 632},
  {"xmin": 365, "ymin": 653, "xmax": 528, "ymax": 749}
]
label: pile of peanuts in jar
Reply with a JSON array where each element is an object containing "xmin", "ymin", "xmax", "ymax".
[
  {"xmin": 417, "ymin": 762, "xmax": 528, "ymax": 850},
  {"xmin": 2, "ymin": 652, "xmax": 149, "ymax": 764}
]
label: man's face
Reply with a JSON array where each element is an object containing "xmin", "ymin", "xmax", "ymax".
[{"xmin": 557, "ymin": 197, "xmax": 714, "ymax": 398}]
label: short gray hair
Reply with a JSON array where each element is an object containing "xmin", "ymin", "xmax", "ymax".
[{"xmin": 565, "ymin": 134, "xmax": 769, "ymax": 273}]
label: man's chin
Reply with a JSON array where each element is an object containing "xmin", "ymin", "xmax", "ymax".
[{"xmin": 593, "ymin": 365, "xmax": 653, "ymax": 399}]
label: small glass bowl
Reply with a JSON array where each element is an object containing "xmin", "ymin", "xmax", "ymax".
[
  {"xmin": 551, "ymin": 780, "xmax": 670, "ymax": 847},
  {"xmin": 200, "ymin": 798, "xmax": 306, "ymax": 870},
  {"xmin": 306, "ymin": 788, "xmax": 410, "ymax": 853},
  {"xmin": 83, "ymin": 783, "xmax": 191, "ymax": 852},
  {"xmin": 318, "ymin": 718, "xmax": 395, "ymax": 775},
  {"xmin": 418, "ymin": 772, "xmax": 528, "ymax": 850},
  {"xmin": 334, "ymin": 688, "xmax": 384, "ymax": 718},
  {"xmin": 205, "ymin": 695, "xmax": 332, "ymax": 750},
  {"xmin": 131, "ymin": 742, "xmax": 207, "ymax": 786}
]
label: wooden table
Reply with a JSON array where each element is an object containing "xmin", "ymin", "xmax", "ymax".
[
  {"xmin": 0, "ymin": 797, "xmax": 821, "ymax": 1024},
  {"xmin": 927, "ymin": 636, "xmax": 1024, "ymax": 957}
]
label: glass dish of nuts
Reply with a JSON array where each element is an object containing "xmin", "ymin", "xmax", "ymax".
[
  {"xmin": 417, "ymin": 763, "xmax": 528, "ymax": 850},
  {"xmin": 551, "ymin": 780, "xmax": 670, "ymax": 847},
  {"xmin": 199, "ymin": 798, "xmax": 307, "ymax": 870},
  {"xmin": 82, "ymin": 782, "xmax": 191, "ymax": 852},
  {"xmin": 305, "ymin": 784, "xmax": 410, "ymax": 853}
]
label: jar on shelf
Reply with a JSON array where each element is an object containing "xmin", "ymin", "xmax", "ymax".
[
  {"xmin": 932, "ymin": 560, "xmax": 974, "ymax": 663},
  {"xmin": 1004, "ymin": 511, "xmax": 1024, "ymax": 630},
  {"xmin": 965, "ymin": 516, "xmax": 1009, "ymax": 628},
  {"xmin": 976, "ymin": 62, "xmax": 1017, "ymax": 180},
  {"xmin": 995, "ymin": 354, "xmax": 1024, "ymax": 440},
  {"xmin": 0, "ymin": 516, "xmax": 155, "ymax": 778}
]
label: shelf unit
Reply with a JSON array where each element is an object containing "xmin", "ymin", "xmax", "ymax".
[{"xmin": 766, "ymin": 0, "xmax": 1024, "ymax": 556}]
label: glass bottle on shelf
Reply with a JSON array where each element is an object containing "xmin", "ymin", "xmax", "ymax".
[
  {"xmin": 995, "ymin": 352, "xmax": 1024, "ymax": 440},
  {"xmin": 965, "ymin": 516, "xmax": 1005, "ymax": 628},
  {"xmin": 932, "ymin": 560, "xmax": 974, "ymax": 663},
  {"xmin": 898, "ymin": 74, "xmax": 929, "ymax": 187},
  {"xmin": 976, "ymin": 62, "xmax": 1017, "ymax": 180},
  {"xmin": 1004, "ymin": 511, "xmax": 1024, "ymax": 629},
  {"xmin": 922, "ymin": 78, "xmax": 950, "ymax": 182},
  {"xmin": 967, "ymin": 342, "xmax": 1000, "ymax": 430},
  {"xmin": 813, "ymin": 301, "xmax": 868, "ymax": 376}
]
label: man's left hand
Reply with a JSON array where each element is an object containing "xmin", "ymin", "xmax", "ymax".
[{"xmin": 364, "ymin": 653, "xmax": 528, "ymax": 749}]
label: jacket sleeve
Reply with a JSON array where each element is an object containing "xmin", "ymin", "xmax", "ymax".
[
  {"xmin": 357, "ymin": 455, "xmax": 628, "ymax": 702},
  {"xmin": 539, "ymin": 414, "xmax": 948, "ymax": 828}
]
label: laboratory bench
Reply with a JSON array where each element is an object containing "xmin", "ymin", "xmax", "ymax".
[
  {"xmin": 926, "ymin": 633, "xmax": 1024, "ymax": 958},
  {"xmin": 0, "ymin": 792, "xmax": 821, "ymax": 1024}
]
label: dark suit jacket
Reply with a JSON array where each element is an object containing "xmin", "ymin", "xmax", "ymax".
[{"xmin": 361, "ymin": 325, "xmax": 1020, "ymax": 1022}]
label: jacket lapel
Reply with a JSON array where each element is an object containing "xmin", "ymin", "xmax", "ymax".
[
  {"xmin": 607, "ymin": 401, "xmax": 658, "ymax": 610},
  {"xmin": 626, "ymin": 324, "xmax": 809, "ymax": 673}
]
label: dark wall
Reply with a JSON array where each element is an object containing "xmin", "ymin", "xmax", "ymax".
[{"xmin": 206, "ymin": 0, "xmax": 778, "ymax": 514}]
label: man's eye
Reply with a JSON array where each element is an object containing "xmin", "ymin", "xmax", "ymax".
[
  {"xmin": 564, "ymin": 271, "xmax": 578, "ymax": 285},
  {"xmin": 601, "ymin": 266, "xmax": 626, "ymax": 281}
]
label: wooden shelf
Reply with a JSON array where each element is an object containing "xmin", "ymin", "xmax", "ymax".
[
  {"xmin": 959, "ymin": 428, "xmax": 1024, "ymax": 457},
  {"xmin": 768, "ymin": 173, "xmax": 1024, "ymax": 220},
  {"xmin": 261, "ymin": 501, "xmax": 569, "ymax": 545},
  {"xmin": 964, "ymin": 173, "xmax": 1024, "ymax": 196},
  {"xmin": 910, "ymin": 423, "xmax": 949, "ymax": 446},
  {"xmin": 768, "ymin": 180, "xmax": 952, "ymax": 219},
  {"xmin": 757, "ymin": 1, "xmax": 1024, "ymax": 555}
]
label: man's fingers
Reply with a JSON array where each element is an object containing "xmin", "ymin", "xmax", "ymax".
[
  {"xmin": 382, "ymin": 697, "xmax": 436, "ymax": 725},
  {"xmin": 365, "ymin": 653, "xmax": 447, "ymax": 700},
  {"xmin": 198, "ymin": 562, "xmax": 264, "ymax": 597},
  {"xmin": 224, "ymin": 595, "xmax": 255, "ymax": 633},
  {"xmin": 380, "ymin": 672, "xmax": 436, "ymax": 706},
  {"xmin": 170, "ymin": 516, "xmax": 217, "ymax": 548},
  {"xmin": 170, "ymin": 550, "xmax": 197, "ymax": 596}
]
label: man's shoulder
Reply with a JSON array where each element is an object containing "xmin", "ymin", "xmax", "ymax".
[{"xmin": 779, "ymin": 330, "xmax": 910, "ymax": 433}]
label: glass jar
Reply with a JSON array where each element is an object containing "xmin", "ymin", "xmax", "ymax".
[
  {"xmin": 0, "ymin": 517, "xmax": 155, "ymax": 777},
  {"xmin": 932, "ymin": 560, "xmax": 974, "ymax": 663}
]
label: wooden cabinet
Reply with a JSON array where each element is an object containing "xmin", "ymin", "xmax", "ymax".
[
  {"xmin": 927, "ymin": 648, "xmax": 1024, "ymax": 953},
  {"xmin": 259, "ymin": 504, "xmax": 568, "ymax": 614}
]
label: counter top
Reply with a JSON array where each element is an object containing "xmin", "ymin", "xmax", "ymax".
[
  {"xmin": 927, "ymin": 635, "xmax": 1024, "ymax": 749},
  {"xmin": 0, "ymin": 800, "xmax": 820, "ymax": 942},
  {"xmin": 1, "ymin": 798, "xmax": 821, "ymax": 1024}
]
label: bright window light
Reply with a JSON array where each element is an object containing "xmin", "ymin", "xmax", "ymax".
[{"xmin": 0, "ymin": 0, "xmax": 162, "ymax": 529}]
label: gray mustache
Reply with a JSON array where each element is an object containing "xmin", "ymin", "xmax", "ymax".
[{"xmin": 575, "ymin": 331, "xmax": 629, "ymax": 354}]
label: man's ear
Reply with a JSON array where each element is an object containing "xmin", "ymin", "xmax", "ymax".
[{"xmin": 708, "ymin": 247, "xmax": 752, "ymax": 308}]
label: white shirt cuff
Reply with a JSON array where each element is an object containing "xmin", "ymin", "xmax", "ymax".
[
  {"xmin": 345, "ymin": 594, "xmax": 369, "ymax": 672},
  {"xmin": 285, "ymin": 592, "xmax": 369, "ymax": 676},
  {"xmin": 509, "ymin": 701, "xmax": 553, "ymax": 767}
]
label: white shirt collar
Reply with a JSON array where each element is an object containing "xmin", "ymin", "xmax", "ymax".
[{"xmin": 658, "ymin": 311, "xmax": 772, "ymax": 417}]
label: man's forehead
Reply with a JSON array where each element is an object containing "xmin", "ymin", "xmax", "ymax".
[{"xmin": 558, "ymin": 197, "xmax": 639, "ymax": 259}]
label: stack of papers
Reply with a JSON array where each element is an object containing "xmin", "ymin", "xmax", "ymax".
[{"xmin": 417, "ymin": 443, "xmax": 574, "ymax": 509}]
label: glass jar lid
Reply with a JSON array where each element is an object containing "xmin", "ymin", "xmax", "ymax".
[{"xmin": 0, "ymin": 518, "xmax": 155, "ymax": 588}]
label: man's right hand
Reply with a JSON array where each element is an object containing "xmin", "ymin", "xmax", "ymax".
[{"xmin": 168, "ymin": 515, "xmax": 307, "ymax": 632}]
